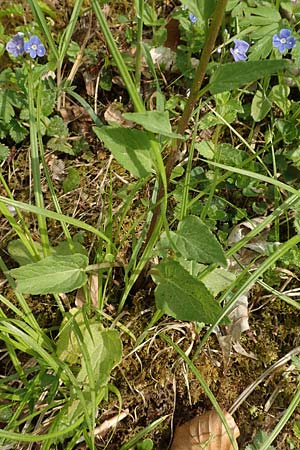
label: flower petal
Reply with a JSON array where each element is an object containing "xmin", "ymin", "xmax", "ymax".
[
  {"xmin": 37, "ymin": 45, "xmax": 46, "ymax": 57},
  {"xmin": 29, "ymin": 49, "xmax": 37, "ymax": 58},
  {"xmin": 272, "ymin": 35, "xmax": 281, "ymax": 46},
  {"xmin": 233, "ymin": 39, "xmax": 249, "ymax": 53},
  {"xmin": 279, "ymin": 28, "xmax": 291, "ymax": 38},
  {"xmin": 286, "ymin": 37, "xmax": 296, "ymax": 49},
  {"xmin": 189, "ymin": 12, "xmax": 198, "ymax": 23},
  {"xmin": 230, "ymin": 47, "xmax": 247, "ymax": 62},
  {"xmin": 24, "ymin": 41, "xmax": 31, "ymax": 52},
  {"xmin": 30, "ymin": 35, "xmax": 41, "ymax": 45}
]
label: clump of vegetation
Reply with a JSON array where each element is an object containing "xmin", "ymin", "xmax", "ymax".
[{"xmin": 1, "ymin": 0, "xmax": 300, "ymax": 449}]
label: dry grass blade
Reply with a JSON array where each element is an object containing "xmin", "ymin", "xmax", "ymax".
[{"xmin": 170, "ymin": 409, "xmax": 239, "ymax": 450}]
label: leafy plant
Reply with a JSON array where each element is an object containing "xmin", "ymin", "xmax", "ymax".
[{"xmin": 2, "ymin": 0, "xmax": 300, "ymax": 448}]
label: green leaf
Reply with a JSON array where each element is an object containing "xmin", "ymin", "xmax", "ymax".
[
  {"xmin": 251, "ymin": 90, "xmax": 272, "ymax": 122},
  {"xmin": 181, "ymin": 0, "xmax": 217, "ymax": 23},
  {"xmin": 47, "ymin": 136, "xmax": 74, "ymax": 154},
  {"xmin": 209, "ymin": 60, "xmax": 289, "ymax": 94},
  {"xmin": 152, "ymin": 259, "xmax": 225, "ymax": 323},
  {"xmin": 248, "ymin": 34, "xmax": 274, "ymax": 60},
  {"xmin": 136, "ymin": 439, "xmax": 154, "ymax": 450},
  {"xmin": 63, "ymin": 167, "xmax": 81, "ymax": 193},
  {"xmin": 93, "ymin": 126, "xmax": 154, "ymax": 178},
  {"xmin": 201, "ymin": 268, "xmax": 236, "ymax": 296},
  {"xmin": 10, "ymin": 254, "xmax": 88, "ymax": 294},
  {"xmin": 41, "ymin": 88, "xmax": 56, "ymax": 117},
  {"xmin": 269, "ymin": 84, "xmax": 290, "ymax": 115},
  {"xmin": 0, "ymin": 143, "xmax": 9, "ymax": 162},
  {"xmin": 122, "ymin": 111, "xmax": 184, "ymax": 139},
  {"xmin": 57, "ymin": 311, "xmax": 122, "ymax": 374},
  {"xmin": 9, "ymin": 119, "xmax": 28, "ymax": 143},
  {"xmin": 195, "ymin": 140, "xmax": 214, "ymax": 159},
  {"xmin": 179, "ymin": 260, "xmax": 236, "ymax": 296},
  {"xmin": 54, "ymin": 238, "xmax": 88, "ymax": 256},
  {"xmin": 245, "ymin": 430, "xmax": 275, "ymax": 450},
  {"xmin": 174, "ymin": 215, "xmax": 227, "ymax": 267},
  {"xmin": 7, "ymin": 239, "xmax": 44, "ymax": 265},
  {"xmin": 56, "ymin": 308, "xmax": 85, "ymax": 364},
  {"xmin": 0, "ymin": 91, "xmax": 15, "ymax": 123},
  {"xmin": 58, "ymin": 315, "xmax": 122, "ymax": 426},
  {"xmin": 77, "ymin": 327, "xmax": 122, "ymax": 388},
  {"xmin": 46, "ymin": 115, "xmax": 68, "ymax": 136}
]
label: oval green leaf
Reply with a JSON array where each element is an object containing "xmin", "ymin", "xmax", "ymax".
[{"xmin": 10, "ymin": 254, "xmax": 88, "ymax": 294}]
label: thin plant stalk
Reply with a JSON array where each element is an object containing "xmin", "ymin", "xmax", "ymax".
[
  {"xmin": 0, "ymin": 200, "xmax": 39, "ymax": 259},
  {"xmin": 90, "ymin": 0, "xmax": 144, "ymax": 113},
  {"xmin": 177, "ymin": 0, "xmax": 229, "ymax": 135},
  {"xmin": 259, "ymin": 384, "xmax": 300, "ymax": 450},
  {"xmin": 0, "ymin": 172, "xmax": 39, "ymax": 258},
  {"xmin": 27, "ymin": 64, "xmax": 50, "ymax": 256},
  {"xmin": 0, "ymin": 196, "xmax": 113, "ymax": 246},
  {"xmin": 145, "ymin": 0, "xmax": 229, "ymax": 245},
  {"xmin": 27, "ymin": 0, "xmax": 58, "ymax": 61},
  {"xmin": 91, "ymin": 0, "xmax": 168, "ymax": 256},
  {"xmin": 135, "ymin": 0, "xmax": 144, "ymax": 91},
  {"xmin": 161, "ymin": 333, "xmax": 239, "ymax": 450},
  {"xmin": 36, "ymin": 82, "xmax": 74, "ymax": 253},
  {"xmin": 27, "ymin": 0, "xmax": 84, "ymax": 110},
  {"xmin": 119, "ymin": 415, "xmax": 169, "ymax": 450},
  {"xmin": 179, "ymin": 105, "xmax": 201, "ymax": 220}
]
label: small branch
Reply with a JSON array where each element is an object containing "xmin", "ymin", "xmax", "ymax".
[{"xmin": 144, "ymin": 0, "xmax": 229, "ymax": 245}]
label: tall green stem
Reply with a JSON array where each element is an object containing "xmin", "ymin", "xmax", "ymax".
[
  {"xmin": 177, "ymin": 0, "xmax": 229, "ymax": 134},
  {"xmin": 144, "ymin": 0, "xmax": 228, "ymax": 246},
  {"xmin": 135, "ymin": 0, "xmax": 144, "ymax": 91},
  {"xmin": 90, "ymin": 0, "xmax": 144, "ymax": 113},
  {"xmin": 27, "ymin": 63, "xmax": 50, "ymax": 255}
]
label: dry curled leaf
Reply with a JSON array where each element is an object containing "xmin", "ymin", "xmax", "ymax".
[
  {"xmin": 47, "ymin": 154, "xmax": 65, "ymax": 181},
  {"xmin": 104, "ymin": 102, "xmax": 135, "ymax": 128},
  {"xmin": 171, "ymin": 409, "xmax": 239, "ymax": 450},
  {"xmin": 75, "ymin": 274, "xmax": 99, "ymax": 308},
  {"xmin": 216, "ymin": 293, "xmax": 257, "ymax": 366}
]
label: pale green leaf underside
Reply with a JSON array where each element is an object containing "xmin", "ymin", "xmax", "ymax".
[
  {"xmin": 122, "ymin": 111, "xmax": 184, "ymax": 139},
  {"xmin": 10, "ymin": 254, "xmax": 88, "ymax": 294}
]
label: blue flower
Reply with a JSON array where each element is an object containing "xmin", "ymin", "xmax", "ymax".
[
  {"xmin": 24, "ymin": 35, "xmax": 46, "ymax": 59},
  {"xmin": 273, "ymin": 28, "xmax": 296, "ymax": 53},
  {"xmin": 230, "ymin": 39, "xmax": 249, "ymax": 62},
  {"xmin": 6, "ymin": 33, "xmax": 25, "ymax": 57},
  {"xmin": 189, "ymin": 12, "xmax": 198, "ymax": 23}
]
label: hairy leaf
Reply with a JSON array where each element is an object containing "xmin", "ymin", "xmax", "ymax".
[
  {"xmin": 174, "ymin": 215, "xmax": 227, "ymax": 267},
  {"xmin": 122, "ymin": 111, "xmax": 184, "ymax": 139},
  {"xmin": 10, "ymin": 254, "xmax": 88, "ymax": 294},
  {"xmin": 152, "ymin": 259, "xmax": 226, "ymax": 323},
  {"xmin": 94, "ymin": 126, "xmax": 154, "ymax": 178},
  {"xmin": 210, "ymin": 60, "xmax": 289, "ymax": 94}
]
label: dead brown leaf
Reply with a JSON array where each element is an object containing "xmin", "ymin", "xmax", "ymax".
[
  {"xmin": 216, "ymin": 293, "xmax": 257, "ymax": 366},
  {"xmin": 170, "ymin": 409, "xmax": 239, "ymax": 450},
  {"xmin": 104, "ymin": 102, "xmax": 135, "ymax": 128},
  {"xmin": 75, "ymin": 274, "xmax": 99, "ymax": 308},
  {"xmin": 46, "ymin": 154, "xmax": 65, "ymax": 181}
]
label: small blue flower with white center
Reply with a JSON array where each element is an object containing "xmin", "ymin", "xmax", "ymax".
[
  {"xmin": 6, "ymin": 33, "xmax": 25, "ymax": 57},
  {"xmin": 24, "ymin": 35, "xmax": 46, "ymax": 59},
  {"xmin": 230, "ymin": 39, "xmax": 249, "ymax": 62},
  {"xmin": 272, "ymin": 29, "xmax": 296, "ymax": 53}
]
